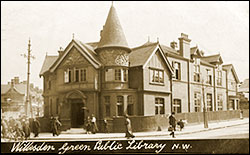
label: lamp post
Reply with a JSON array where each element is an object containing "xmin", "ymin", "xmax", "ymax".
[{"xmin": 21, "ymin": 39, "xmax": 35, "ymax": 118}]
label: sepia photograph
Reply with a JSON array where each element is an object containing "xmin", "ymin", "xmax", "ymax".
[{"xmin": 1, "ymin": 1, "xmax": 249, "ymax": 154}]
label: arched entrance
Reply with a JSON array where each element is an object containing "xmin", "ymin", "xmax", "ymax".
[{"xmin": 65, "ymin": 90, "xmax": 87, "ymax": 128}]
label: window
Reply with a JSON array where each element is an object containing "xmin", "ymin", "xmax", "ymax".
[
  {"xmin": 207, "ymin": 93, "xmax": 212, "ymax": 111},
  {"xmin": 127, "ymin": 95, "xmax": 134, "ymax": 115},
  {"xmin": 173, "ymin": 99, "xmax": 181, "ymax": 113},
  {"xmin": 228, "ymin": 99, "xmax": 234, "ymax": 110},
  {"xmin": 75, "ymin": 69, "xmax": 80, "ymax": 82},
  {"xmin": 80, "ymin": 68, "xmax": 87, "ymax": 82},
  {"xmin": 69, "ymin": 70, "xmax": 72, "ymax": 83},
  {"xmin": 65, "ymin": 68, "xmax": 86, "ymax": 83},
  {"xmin": 155, "ymin": 98, "xmax": 164, "ymax": 115},
  {"xmin": 173, "ymin": 61, "xmax": 181, "ymax": 80},
  {"xmin": 217, "ymin": 94, "xmax": 223, "ymax": 111},
  {"xmin": 194, "ymin": 92, "xmax": 201, "ymax": 112},
  {"xmin": 123, "ymin": 69, "xmax": 128, "ymax": 82},
  {"xmin": 115, "ymin": 69, "xmax": 122, "ymax": 81},
  {"xmin": 206, "ymin": 69, "xmax": 212, "ymax": 85},
  {"xmin": 217, "ymin": 70, "xmax": 222, "ymax": 86},
  {"xmin": 117, "ymin": 96, "xmax": 124, "ymax": 116},
  {"xmin": 56, "ymin": 98, "xmax": 59, "ymax": 115},
  {"xmin": 106, "ymin": 68, "xmax": 128, "ymax": 82},
  {"xmin": 104, "ymin": 96, "xmax": 110, "ymax": 117},
  {"xmin": 49, "ymin": 99, "xmax": 52, "ymax": 116},
  {"xmin": 194, "ymin": 58, "xmax": 200, "ymax": 82},
  {"xmin": 64, "ymin": 69, "xmax": 72, "ymax": 83},
  {"xmin": 64, "ymin": 70, "xmax": 69, "ymax": 83},
  {"xmin": 150, "ymin": 69, "xmax": 164, "ymax": 84}
]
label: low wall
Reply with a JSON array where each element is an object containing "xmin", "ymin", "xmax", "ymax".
[{"xmin": 111, "ymin": 109, "xmax": 249, "ymax": 133}]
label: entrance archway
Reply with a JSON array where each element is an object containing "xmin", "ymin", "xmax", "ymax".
[{"xmin": 65, "ymin": 90, "xmax": 87, "ymax": 128}]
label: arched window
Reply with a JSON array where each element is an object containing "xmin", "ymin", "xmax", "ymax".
[{"xmin": 117, "ymin": 96, "xmax": 124, "ymax": 116}]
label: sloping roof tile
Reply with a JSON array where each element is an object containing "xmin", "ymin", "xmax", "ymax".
[
  {"xmin": 239, "ymin": 79, "xmax": 249, "ymax": 92},
  {"xmin": 75, "ymin": 40, "xmax": 101, "ymax": 65},
  {"xmin": 222, "ymin": 64, "xmax": 240, "ymax": 83},
  {"xmin": 1, "ymin": 85, "xmax": 10, "ymax": 94},
  {"xmin": 201, "ymin": 54, "xmax": 223, "ymax": 64},
  {"xmin": 39, "ymin": 55, "xmax": 58, "ymax": 76},
  {"xmin": 129, "ymin": 42, "xmax": 158, "ymax": 67},
  {"xmin": 97, "ymin": 6, "xmax": 129, "ymax": 49}
]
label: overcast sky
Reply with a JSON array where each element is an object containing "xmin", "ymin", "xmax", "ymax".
[{"xmin": 1, "ymin": 1, "xmax": 249, "ymax": 89}]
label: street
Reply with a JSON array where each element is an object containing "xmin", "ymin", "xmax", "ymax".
[{"xmin": 2, "ymin": 118, "xmax": 248, "ymax": 142}]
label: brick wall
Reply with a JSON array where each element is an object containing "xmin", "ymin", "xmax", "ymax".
[{"xmin": 110, "ymin": 109, "xmax": 249, "ymax": 133}]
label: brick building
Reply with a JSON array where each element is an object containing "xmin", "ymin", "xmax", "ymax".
[
  {"xmin": 39, "ymin": 4, "xmax": 240, "ymax": 131},
  {"xmin": 1, "ymin": 77, "xmax": 43, "ymax": 118}
]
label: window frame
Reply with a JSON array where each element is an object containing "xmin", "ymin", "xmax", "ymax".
[
  {"xmin": 173, "ymin": 61, "xmax": 181, "ymax": 80},
  {"xmin": 194, "ymin": 92, "xmax": 201, "ymax": 112},
  {"xmin": 206, "ymin": 93, "xmax": 213, "ymax": 111},
  {"xmin": 127, "ymin": 95, "xmax": 134, "ymax": 116},
  {"xmin": 155, "ymin": 98, "xmax": 165, "ymax": 115},
  {"xmin": 116, "ymin": 96, "xmax": 124, "ymax": 116},
  {"xmin": 173, "ymin": 99, "xmax": 181, "ymax": 113},
  {"xmin": 217, "ymin": 94, "xmax": 223, "ymax": 111},
  {"xmin": 104, "ymin": 96, "xmax": 111, "ymax": 117},
  {"xmin": 150, "ymin": 68, "xmax": 164, "ymax": 84}
]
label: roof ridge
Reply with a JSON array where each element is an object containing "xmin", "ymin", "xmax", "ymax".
[
  {"xmin": 202, "ymin": 53, "xmax": 220, "ymax": 58},
  {"xmin": 132, "ymin": 42, "xmax": 158, "ymax": 50}
]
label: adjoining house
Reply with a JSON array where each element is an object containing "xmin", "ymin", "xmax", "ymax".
[
  {"xmin": 1, "ymin": 77, "xmax": 43, "ymax": 118},
  {"xmin": 238, "ymin": 79, "xmax": 249, "ymax": 109},
  {"xmin": 39, "ymin": 4, "xmax": 241, "ymax": 132}
]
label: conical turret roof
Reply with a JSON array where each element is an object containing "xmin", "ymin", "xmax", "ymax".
[{"xmin": 97, "ymin": 5, "xmax": 129, "ymax": 50}]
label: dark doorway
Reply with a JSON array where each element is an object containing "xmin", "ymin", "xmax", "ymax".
[{"xmin": 70, "ymin": 99, "xmax": 84, "ymax": 127}]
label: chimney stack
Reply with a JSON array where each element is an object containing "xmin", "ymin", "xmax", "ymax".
[
  {"xmin": 11, "ymin": 79, "xmax": 14, "ymax": 88},
  {"xmin": 178, "ymin": 33, "xmax": 191, "ymax": 59},
  {"xmin": 14, "ymin": 76, "xmax": 19, "ymax": 84},
  {"xmin": 58, "ymin": 47, "xmax": 64, "ymax": 57}
]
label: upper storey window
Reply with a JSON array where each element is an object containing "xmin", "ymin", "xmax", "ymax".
[
  {"xmin": 105, "ymin": 68, "xmax": 128, "ymax": 82},
  {"xmin": 150, "ymin": 68, "xmax": 164, "ymax": 84},
  {"xmin": 217, "ymin": 66, "xmax": 222, "ymax": 86},
  {"xmin": 193, "ymin": 58, "xmax": 200, "ymax": 82},
  {"xmin": 173, "ymin": 61, "xmax": 181, "ymax": 80},
  {"xmin": 64, "ymin": 68, "xmax": 87, "ymax": 83}
]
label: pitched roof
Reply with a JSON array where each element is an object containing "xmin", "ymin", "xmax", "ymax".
[
  {"xmin": 97, "ymin": 5, "xmax": 129, "ymax": 50},
  {"xmin": 74, "ymin": 39, "xmax": 101, "ymax": 65},
  {"xmin": 201, "ymin": 54, "xmax": 223, "ymax": 64},
  {"xmin": 129, "ymin": 42, "xmax": 158, "ymax": 67},
  {"xmin": 222, "ymin": 64, "xmax": 240, "ymax": 83},
  {"xmin": 1, "ymin": 83, "xmax": 37, "ymax": 96},
  {"xmin": 49, "ymin": 39, "xmax": 102, "ymax": 73},
  {"xmin": 190, "ymin": 46, "xmax": 198, "ymax": 55},
  {"xmin": 129, "ymin": 42, "xmax": 174, "ymax": 74},
  {"xmin": 39, "ymin": 55, "xmax": 58, "ymax": 76},
  {"xmin": 1, "ymin": 85, "xmax": 11, "ymax": 94}
]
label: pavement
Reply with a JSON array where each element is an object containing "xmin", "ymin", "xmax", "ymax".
[
  {"xmin": 26, "ymin": 117, "xmax": 249, "ymax": 141},
  {"xmin": 2, "ymin": 118, "xmax": 248, "ymax": 142}
]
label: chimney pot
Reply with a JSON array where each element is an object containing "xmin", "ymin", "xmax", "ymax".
[{"xmin": 170, "ymin": 41, "xmax": 177, "ymax": 49}]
